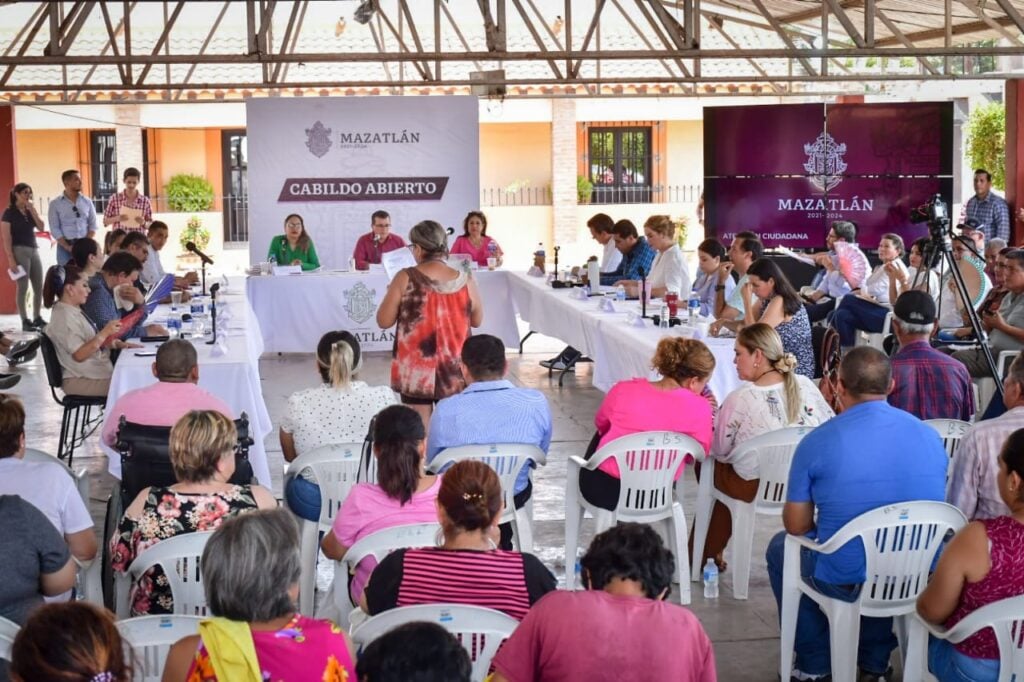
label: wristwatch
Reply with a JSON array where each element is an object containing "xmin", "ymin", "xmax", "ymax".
[{"xmin": 715, "ymin": 284, "xmax": 726, "ymax": 291}]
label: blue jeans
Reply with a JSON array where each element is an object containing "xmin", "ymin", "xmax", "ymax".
[
  {"xmin": 929, "ymin": 637, "xmax": 999, "ymax": 682},
  {"xmin": 284, "ymin": 476, "xmax": 322, "ymax": 522},
  {"xmin": 766, "ymin": 531, "xmax": 897, "ymax": 676},
  {"xmin": 56, "ymin": 243, "xmax": 73, "ymax": 266},
  {"xmin": 832, "ymin": 296, "xmax": 891, "ymax": 347}
]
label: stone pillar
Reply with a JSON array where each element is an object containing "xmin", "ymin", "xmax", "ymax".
[
  {"xmin": 1006, "ymin": 81, "xmax": 1024, "ymax": 245},
  {"xmin": 114, "ymin": 105, "xmax": 144, "ymax": 186},
  {"xmin": 0, "ymin": 106, "xmax": 17, "ymax": 313},
  {"xmin": 550, "ymin": 99, "xmax": 577, "ymax": 250}
]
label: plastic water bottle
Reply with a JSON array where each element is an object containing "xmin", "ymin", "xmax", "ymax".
[
  {"xmin": 660, "ymin": 304, "xmax": 669, "ymax": 329},
  {"xmin": 703, "ymin": 559, "xmax": 719, "ymax": 599},
  {"xmin": 688, "ymin": 293, "xmax": 701, "ymax": 324},
  {"xmin": 488, "ymin": 241, "xmax": 498, "ymax": 257},
  {"xmin": 536, "ymin": 242, "xmax": 545, "ymax": 261},
  {"xmin": 615, "ymin": 284, "xmax": 626, "ymax": 301},
  {"xmin": 269, "ymin": 254, "xmax": 277, "ymax": 270}
]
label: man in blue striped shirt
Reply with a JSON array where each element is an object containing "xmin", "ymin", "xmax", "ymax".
[
  {"xmin": 964, "ymin": 168, "xmax": 1010, "ymax": 243},
  {"xmin": 47, "ymin": 169, "xmax": 98, "ymax": 266},
  {"xmin": 599, "ymin": 219, "xmax": 657, "ymax": 287},
  {"xmin": 427, "ymin": 334, "xmax": 552, "ymax": 548}
]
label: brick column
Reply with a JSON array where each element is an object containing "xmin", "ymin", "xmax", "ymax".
[
  {"xmin": 1006, "ymin": 80, "xmax": 1024, "ymax": 245},
  {"xmin": 114, "ymin": 105, "xmax": 144, "ymax": 184},
  {"xmin": 0, "ymin": 106, "xmax": 17, "ymax": 313},
  {"xmin": 551, "ymin": 99, "xmax": 577, "ymax": 249}
]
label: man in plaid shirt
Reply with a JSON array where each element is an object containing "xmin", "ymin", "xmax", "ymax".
[
  {"xmin": 964, "ymin": 168, "xmax": 1010, "ymax": 243},
  {"xmin": 103, "ymin": 167, "xmax": 153, "ymax": 233},
  {"xmin": 598, "ymin": 219, "xmax": 656, "ymax": 287},
  {"xmin": 888, "ymin": 290, "xmax": 974, "ymax": 421}
]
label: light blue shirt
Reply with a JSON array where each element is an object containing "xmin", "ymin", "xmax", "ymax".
[
  {"xmin": 427, "ymin": 379, "xmax": 552, "ymax": 494},
  {"xmin": 786, "ymin": 400, "xmax": 946, "ymax": 585},
  {"xmin": 47, "ymin": 193, "xmax": 97, "ymax": 242},
  {"xmin": 726, "ymin": 274, "xmax": 748, "ymax": 316}
]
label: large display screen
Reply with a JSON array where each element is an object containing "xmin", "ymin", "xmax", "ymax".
[{"xmin": 704, "ymin": 102, "xmax": 954, "ymax": 248}]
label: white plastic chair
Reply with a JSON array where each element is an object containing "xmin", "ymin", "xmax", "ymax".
[
  {"xmin": 779, "ymin": 501, "xmax": 967, "ymax": 682},
  {"xmin": 564, "ymin": 431, "xmax": 705, "ymax": 604},
  {"xmin": 690, "ymin": 426, "xmax": 812, "ymax": 599},
  {"xmin": 0, "ymin": 616, "xmax": 18, "ymax": 662},
  {"xmin": 924, "ymin": 419, "xmax": 971, "ymax": 484},
  {"xmin": 427, "ymin": 444, "xmax": 547, "ymax": 552},
  {"xmin": 114, "ymin": 531, "xmax": 214, "ymax": 619},
  {"xmin": 976, "ymin": 350, "xmax": 1019, "ymax": 416},
  {"xmin": 912, "ymin": 594, "xmax": 1024, "ymax": 682},
  {"xmin": 858, "ymin": 312, "xmax": 893, "ymax": 352},
  {"xmin": 22, "ymin": 447, "xmax": 103, "ymax": 604},
  {"xmin": 323, "ymin": 521, "xmax": 441, "ymax": 629},
  {"xmin": 282, "ymin": 443, "xmax": 364, "ymax": 616},
  {"xmin": 351, "ymin": 604, "xmax": 519, "ymax": 682},
  {"xmin": 117, "ymin": 615, "xmax": 203, "ymax": 682}
]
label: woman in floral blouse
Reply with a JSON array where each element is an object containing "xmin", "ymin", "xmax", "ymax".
[
  {"xmin": 162, "ymin": 509, "xmax": 355, "ymax": 682},
  {"xmin": 698, "ymin": 324, "xmax": 833, "ymax": 571},
  {"xmin": 110, "ymin": 410, "xmax": 277, "ymax": 616}
]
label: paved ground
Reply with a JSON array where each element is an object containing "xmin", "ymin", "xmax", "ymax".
[{"xmin": 14, "ymin": 316, "xmax": 907, "ymax": 681}]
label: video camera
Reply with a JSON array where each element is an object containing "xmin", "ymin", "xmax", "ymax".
[{"xmin": 910, "ymin": 193, "xmax": 953, "ymax": 246}]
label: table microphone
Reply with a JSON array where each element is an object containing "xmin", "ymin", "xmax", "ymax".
[
  {"xmin": 185, "ymin": 241, "xmax": 214, "ymax": 265},
  {"xmin": 206, "ymin": 282, "xmax": 220, "ymax": 345}
]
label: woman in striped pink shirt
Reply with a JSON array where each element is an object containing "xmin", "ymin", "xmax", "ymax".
[{"xmin": 362, "ymin": 460, "xmax": 555, "ymax": 621}]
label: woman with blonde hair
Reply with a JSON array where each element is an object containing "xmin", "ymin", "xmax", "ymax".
[
  {"xmin": 698, "ymin": 323, "xmax": 833, "ymax": 570},
  {"xmin": 280, "ymin": 330, "xmax": 397, "ymax": 522},
  {"xmin": 110, "ymin": 410, "xmax": 277, "ymax": 616},
  {"xmin": 580, "ymin": 337, "xmax": 716, "ymax": 511},
  {"xmin": 643, "ymin": 214, "xmax": 690, "ymax": 299}
]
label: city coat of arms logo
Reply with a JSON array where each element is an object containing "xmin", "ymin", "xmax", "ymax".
[
  {"xmin": 305, "ymin": 121, "xmax": 332, "ymax": 158},
  {"xmin": 803, "ymin": 132, "xmax": 847, "ymax": 192},
  {"xmin": 343, "ymin": 282, "xmax": 376, "ymax": 324}
]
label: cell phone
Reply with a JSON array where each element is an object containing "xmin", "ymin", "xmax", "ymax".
[
  {"xmin": 140, "ymin": 335, "xmax": 169, "ymax": 343},
  {"xmin": 134, "ymin": 350, "xmax": 158, "ymax": 357}
]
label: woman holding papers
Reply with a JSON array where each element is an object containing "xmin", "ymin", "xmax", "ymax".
[
  {"xmin": 831, "ymin": 233, "xmax": 908, "ymax": 349},
  {"xmin": 2, "ymin": 183, "xmax": 46, "ymax": 331},
  {"xmin": 267, "ymin": 213, "xmax": 320, "ymax": 271}
]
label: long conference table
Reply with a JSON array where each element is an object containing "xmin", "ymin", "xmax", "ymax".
[
  {"xmin": 245, "ymin": 269, "xmax": 741, "ymax": 400},
  {"xmin": 102, "ymin": 284, "xmax": 274, "ymax": 488}
]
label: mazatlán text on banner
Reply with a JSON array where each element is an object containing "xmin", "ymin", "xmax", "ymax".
[{"xmin": 246, "ymin": 96, "xmax": 480, "ymax": 268}]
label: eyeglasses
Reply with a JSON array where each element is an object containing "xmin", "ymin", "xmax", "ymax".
[{"xmin": 71, "ymin": 205, "xmax": 80, "ymax": 218}]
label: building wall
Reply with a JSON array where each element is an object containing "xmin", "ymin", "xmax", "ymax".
[
  {"xmin": 16, "ymin": 130, "xmax": 80, "ymax": 201},
  {"xmin": 479, "ymin": 122, "xmax": 552, "ymax": 193},
  {"xmin": 155, "ymin": 129, "xmax": 209, "ymax": 195}
]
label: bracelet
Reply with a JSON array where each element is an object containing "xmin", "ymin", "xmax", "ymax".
[{"xmin": 715, "ymin": 284, "xmax": 726, "ymax": 291}]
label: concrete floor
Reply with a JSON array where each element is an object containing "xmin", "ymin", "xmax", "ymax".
[{"xmin": 13, "ymin": 315, "xmax": 905, "ymax": 682}]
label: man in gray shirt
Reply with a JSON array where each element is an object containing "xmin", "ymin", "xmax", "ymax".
[
  {"xmin": 47, "ymin": 169, "xmax": 98, "ymax": 266},
  {"xmin": 954, "ymin": 248, "xmax": 1024, "ymax": 376},
  {"xmin": 0, "ymin": 495, "xmax": 75, "ymax": 626}
]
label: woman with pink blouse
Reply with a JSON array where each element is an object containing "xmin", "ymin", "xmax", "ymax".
[
  {"xmin": 580, "ymin": 337, "xmax": 715, "ymax": 510},
  {"xmin": 449, "ymin": 211, "xmax": 503, "ymax": 267}
]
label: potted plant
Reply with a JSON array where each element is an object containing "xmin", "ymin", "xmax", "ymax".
[
  {"xmin": 178, "ymin": 216, "xmax": 211, "ymax": 263},
  {"xmin": 674, "ymin": 215, "xmax": 689, "ymax": 249},
  {"xmin": 577, "ymin": 175, "xmax": 594, "ymax": 204}
]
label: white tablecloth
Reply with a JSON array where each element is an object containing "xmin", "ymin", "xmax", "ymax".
[
  {"xmin": 102, "ymin": 285, "xmax": 274, "ymax": 487},
  {"xmin": 245, "ymin": 269, "xmax": 520, "ymax": 353},
  {"xmin": 505, "ymin": 272, "xmax": 742, "ymax": 400}
]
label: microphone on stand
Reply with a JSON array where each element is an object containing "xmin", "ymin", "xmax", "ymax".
[
  {"xmin": 551, "ymin": 245, "xmax": 569, "ymax": 288},
  {"xmin": 206, "ymin": 282, "xmax": 221, "ymax": 345},
  {"xmin": 185, "ymin": 241, "xmax": 214, "ymax": 265}
]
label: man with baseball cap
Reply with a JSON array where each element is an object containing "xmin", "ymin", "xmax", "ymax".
[{"xmin": 888, "ymin": 290, "xmax": 975, "ymax": 421}]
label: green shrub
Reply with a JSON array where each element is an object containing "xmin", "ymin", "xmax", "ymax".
[
  {"xmin": 966, "ymin": 101, "xmax": 1005, "ymax": 190},
  {"xmin": 577, "ymin": 175, "xmax": 594, "ymax": 204},
  {"xmin": 165, "ymin": 173, "xmax": 214, "ymax": 212}
]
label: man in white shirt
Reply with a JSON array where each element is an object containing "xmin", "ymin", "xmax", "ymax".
[
  {"xmin": 140, "ymin": 221, "xmax": 198, "ymax": 290},
  {"xmin": 803, "ymin": 220, "xmax": 864, "ymax": 323},
  {"xmin": 0, "ymin": 395, "xmax": 96, "ymax": 563},
  {"xmin": 541, "ymin": 213, "xmax": 621, "ymax": 371},
  {"xmin": 948, "ymin": 354, "xmax": 1024, "ymax": 520}
]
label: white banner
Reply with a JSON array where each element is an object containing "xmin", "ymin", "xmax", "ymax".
[{"xmin": 246, "ymin": 97, "xmax": 480, "ymax": 268}]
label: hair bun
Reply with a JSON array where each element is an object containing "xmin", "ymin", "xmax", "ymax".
[{"xmin": 773, "ymin": 353, "xmax": 798, "ymax": 374}]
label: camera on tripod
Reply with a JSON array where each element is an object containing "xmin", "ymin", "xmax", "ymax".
[{"xmin": 910, "ymin": 193, "xmax": 951, "ymax": 241}]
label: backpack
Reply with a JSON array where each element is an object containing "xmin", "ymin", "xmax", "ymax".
[{"xmin": 819, "ymin": 326, "xmax": 844, "ymax": 414}]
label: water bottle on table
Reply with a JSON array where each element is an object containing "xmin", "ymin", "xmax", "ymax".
[
  {"xmin": 688, "ymin": 292, "xmax": 701, "ymax": 324},
  {"xmin": 615, "ymin": 285, "xmax": 626, "ymax": 302},
  {"xmin": 703, "ymin": 559, "xmax": 719, "ymax": 599}
]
